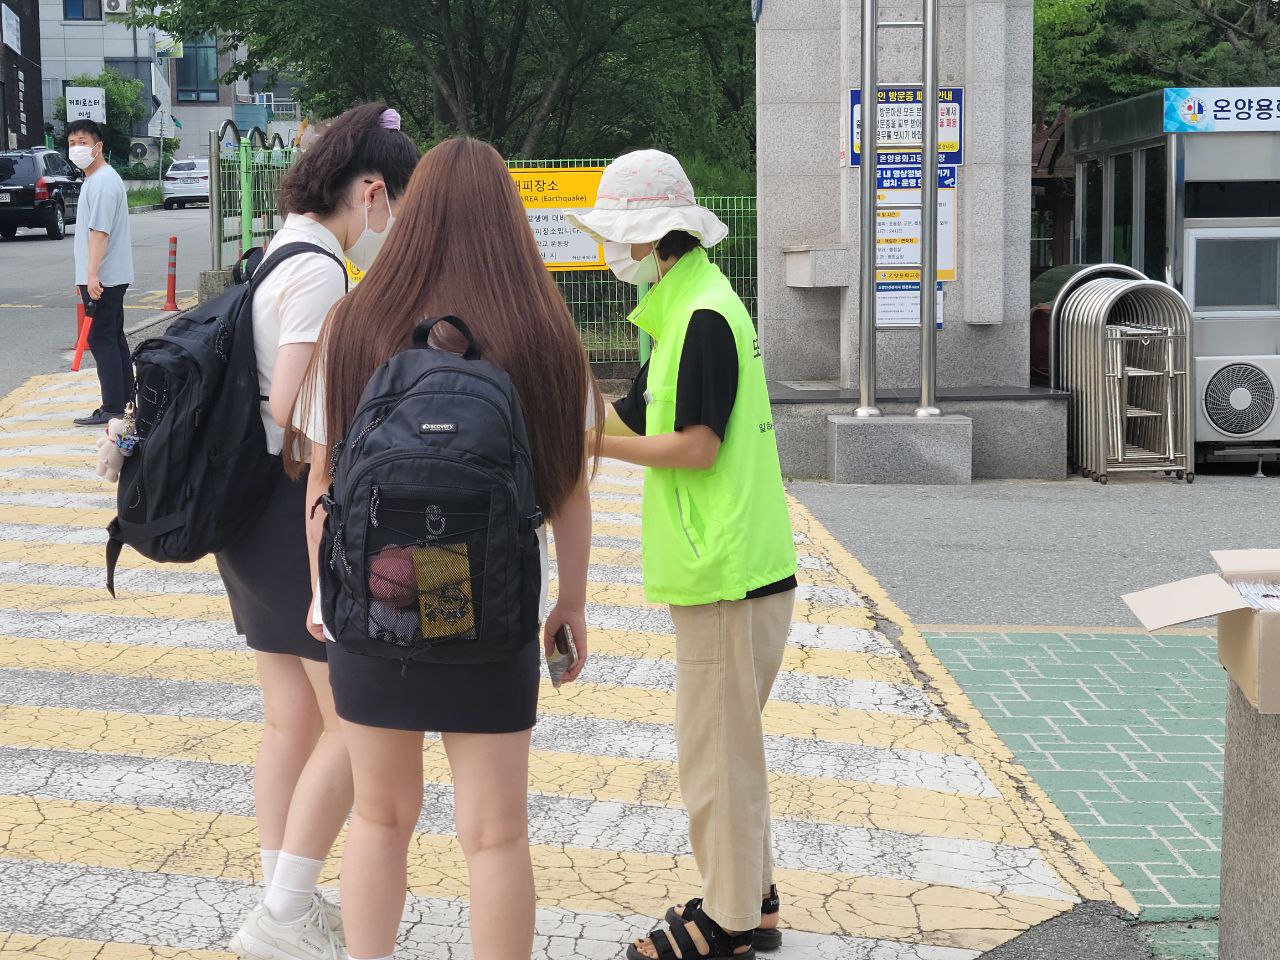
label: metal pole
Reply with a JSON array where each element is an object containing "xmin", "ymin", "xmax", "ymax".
[
  {"xmin": 855, "ymin": 0, "xmax": 881, "ymax": 417},
  {"xmin": 239, "ymin": 138, "xmax": 253, "ymax": 255},
  {"xmin": 915, "ymin": 0, "xmax": 942, "ymax": 417},
  {"xmin": 209, "ymin": 130, "xmax": 222, "ymax": 271}
]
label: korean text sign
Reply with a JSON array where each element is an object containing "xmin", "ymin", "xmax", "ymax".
[
  {"xmin": 850, "ymin": 87, "xmax": 964, "ymax": 166},
  {"xmin": 1164, "ymin": 88, "xmax": 1280, "ymax": 133},
  {"xmin": 508, "ymin": 167, "xmax": 605, "ymax": 271},
  {"xmin": 66, "ymin": 86, "xmax": 107, "ymax": 124}
]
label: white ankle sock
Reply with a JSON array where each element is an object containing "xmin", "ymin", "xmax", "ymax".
[
  {"xmin": 262, "ymin": 851, "xmax": 325, "ymax": 923},
  {"xmin": 348, "ymin": 955, "xmax": 394, "ymax": 960},
  {"xmin": 260, "ymin": 849, "xmax": 280, "ymax": 886}
]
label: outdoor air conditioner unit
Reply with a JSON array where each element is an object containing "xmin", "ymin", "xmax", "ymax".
[
  {"xmin": 104, "ymin": 0, "xmax": 131, "ymax": 14},
  {"xmin": 1196, "ymin": 356, "xmax": 1280, "ymax": 443},
  {"xmin": 128, "ymin": 138, "xmax": 160, "ymax": 165}
]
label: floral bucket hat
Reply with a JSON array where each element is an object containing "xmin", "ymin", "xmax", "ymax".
[{"xmin": 565, "ymin": 149, "xmax": 729, "ymax": 248}]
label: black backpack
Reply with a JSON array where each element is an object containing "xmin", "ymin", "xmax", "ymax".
[
  {"xmin": 105, "ymin": 243, "xmax": 347, "ymax": 595},
  {"xmin": 319, "ymin": 316, "xmax": 543, "ymax": 666}
]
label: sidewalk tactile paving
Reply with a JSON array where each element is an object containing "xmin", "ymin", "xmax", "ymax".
[{"xmin": 0, "ymin": 372, "xmax": 1133, "ymax": 959}]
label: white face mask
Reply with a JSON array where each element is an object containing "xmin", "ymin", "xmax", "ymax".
[
  {"xmin": 345, "ymin": 191, "xmax": 394, "ymax": 273},
  {"xmin": 605, "ymin": 241, "xmax": 662, "ymax": 286},
  {"xmin": 68, "ymin": 144, "xmax": 98, "ymax": 170}
]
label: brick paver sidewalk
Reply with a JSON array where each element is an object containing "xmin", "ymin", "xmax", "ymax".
[
  {"xmin": 928, "ymin": 627, "xmax": 1224, "ymax": 959},
  {"xmin": 0, "ymin": 372, "xmax": 1130, "ymax": 959}
]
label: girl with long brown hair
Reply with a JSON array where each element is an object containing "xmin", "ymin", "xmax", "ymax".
[
  {"xmin": 222, "ymin": 102, "xmax": 418, "ymax": 960},
  {"xmin": 285, "ymin": 137, "xmax": 600, "ymax": 960}
]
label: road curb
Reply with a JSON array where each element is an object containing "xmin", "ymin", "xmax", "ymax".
[{"xmin": 128, "ymin": 204, "xmax": 165, "ymax": 215}]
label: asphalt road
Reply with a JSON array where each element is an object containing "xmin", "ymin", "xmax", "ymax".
[
  {"xmin": 0, "ymin": 206, "xmax": 208, "ymax": 399},
  {"xmin": 791, "ymin": 470, "xmax": 1280, "ymax": 628}
]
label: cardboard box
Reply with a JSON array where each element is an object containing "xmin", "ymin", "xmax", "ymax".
[{"xmin": 1124, "ymin": 550, "xmax": 1280, "ymax": 713}]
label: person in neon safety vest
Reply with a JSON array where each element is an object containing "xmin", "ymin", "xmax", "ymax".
[{"xmin": 568, "ymin": 150, "xmax": 798, "ymax": 960}]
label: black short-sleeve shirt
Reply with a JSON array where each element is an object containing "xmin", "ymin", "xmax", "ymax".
[{"xmin": 612, "ymin": 309, "xmax": 797, "ymax": 601}]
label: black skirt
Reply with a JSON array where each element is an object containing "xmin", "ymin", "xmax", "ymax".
[
  {"xmin": 216, "ymin": 463, "xmax": 326, "ymax": 663},
  {"xmin": 327, "ymin": 635, "xmax": 540, "ymax": 733}
]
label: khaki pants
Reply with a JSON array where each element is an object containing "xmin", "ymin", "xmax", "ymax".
[{"xmin": 670, "ymin": 589, "xmax": 796, "ymax": 932}]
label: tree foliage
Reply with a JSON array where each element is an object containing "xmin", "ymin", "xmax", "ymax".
[
  {"xmin": 1036, "ymin": 0, "xmax": 1280, "ymax": 119},
  {"xmin": 54, "ymin": 68, "xmax": 150, "ymax": 161},
  {"xmin": 135, "ymin": 0, "xmax": 755, "ymax": 188}
]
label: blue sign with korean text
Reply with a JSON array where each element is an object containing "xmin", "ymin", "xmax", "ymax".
[
  {"xmin": 850, "ymin": 87, "xmax": 964, "ymax": 166},
  {"xmin": 1164, "ymin": 88, "xmax": 1280, "ymax": 133},
  {"xmin": 875, "ymin": 166, "xmax": 958, "ymax": 190}
]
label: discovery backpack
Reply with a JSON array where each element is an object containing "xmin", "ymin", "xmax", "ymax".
[
  {"xmin": 319, "ymin": 315, "xmax": 543, "ymax": 666},
  {"xmin": 105, "ymin": 243, "xmax": 347, "ymax": 595}
]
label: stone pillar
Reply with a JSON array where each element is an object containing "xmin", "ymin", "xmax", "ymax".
[
  {"xmin": 756, "ymin": 0, "xmax": 1034, "ymax": 388},
  {"xmin": 1220, "ymin": 678, "xmax": 1280, "ymax": 960}
]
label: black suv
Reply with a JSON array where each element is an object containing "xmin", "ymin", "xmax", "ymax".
[{"xmin": 0, "ymin": 147, "xmax": 82, "ymax": 241}]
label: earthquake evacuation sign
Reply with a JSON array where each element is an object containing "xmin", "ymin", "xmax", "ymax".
[
  {"xmin": 875, "ymin": 165, "xmax": 958, "ymax": 281},
  {"xmin": 875, "ymin": 270, "xmax": 944, "ymax": 328},
  {"xmin": 1164, "ymin": 88, "xmax": 1280, "ymax": 133},
  {"xmin": 66, "ymin": 87, "xmax": 107, "ymax": 124},
  {"xmin": 850, "ymin": 87, "xmax": 964, "ymax": 166},
  {"xmin": 509, "ymin": 167, "xmax": 605, "ymax": 271}
]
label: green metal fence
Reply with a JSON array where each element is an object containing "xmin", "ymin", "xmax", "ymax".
[
  {"xmin": 209, "ymin": 147, "xmax": 757, "ymax": 365},
  {"xmin": 210, "ymin": 132, "xmax": 297, "ymax": 270}
]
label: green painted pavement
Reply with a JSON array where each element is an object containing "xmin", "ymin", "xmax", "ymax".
[{"xmin": 925, "ymin": 628, "xmax": 1223, "ymax": 960}]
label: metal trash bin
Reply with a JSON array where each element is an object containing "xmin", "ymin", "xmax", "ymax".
[{"xmin": 1057, "ymin": 275, "xmax": 1195, "ymax": 484}]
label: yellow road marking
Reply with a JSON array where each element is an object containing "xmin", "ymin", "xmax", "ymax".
[
  {"xmin": 0, "ymin": 541, "xmax": 220, "ymax": 575},
  {"xmin": 0, "ymin": 504, "xmax": 111, "ymax": 527},
  {"xmin": 0, "ymin": 477, "xmax": 111, "ymax": 495},
  {"xmin": 920, "ymin": 622, "xmax": 1215, "ymax": 637},
  {"xmin": 0, "ymin": 933, "xmax": 230, "ymax": 960},
  {"xmin": 0, "ymin": 635, "xmax": 957, "ymax": 754},
  {"xmin": 789, "ymin": 500, "xmax": 1138, "ymax": 912},
  {"xmin": 0, "ymin": 703, "xmax": 1035, "ymax": 847},
  {"xmin": 0, "ymin": 795, "xmax": 1072, "ymax": 950}
]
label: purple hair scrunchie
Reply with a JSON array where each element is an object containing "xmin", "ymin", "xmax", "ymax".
[{"xmin": 379, "ymin": 108, "xmax": 402, "ymax": 131}]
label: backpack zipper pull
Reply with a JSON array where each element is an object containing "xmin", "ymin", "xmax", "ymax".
[{"xmin": 370, "ymin": 485, "xmax": 381, "ymax": 528}]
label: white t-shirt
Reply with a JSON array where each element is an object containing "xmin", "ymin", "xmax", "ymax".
[{"xmin": 253, "ymin": 215, "xmax": 349, "ymax": 456}]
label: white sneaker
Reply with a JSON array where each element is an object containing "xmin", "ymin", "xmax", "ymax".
[
  {"xmin": 229, "ymin": 897, "xmax": 342, "ymax": 960},
  {"xmin": 314, "ymin": 891, "xmax": 343, "ymax": 938}
]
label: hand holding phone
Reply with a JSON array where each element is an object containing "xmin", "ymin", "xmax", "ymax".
[{"xmin": 546, "ymin": 623, "xmax": 581, "ymax": 690}]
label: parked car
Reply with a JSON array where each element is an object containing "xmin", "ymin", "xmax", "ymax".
[
  {"xmin": 162, "ymin": 158, "xmax": 210, "ymax": 209},
  {"xmin": 0, "ymin": 147, "xmax": 82, "ymax": 241}
]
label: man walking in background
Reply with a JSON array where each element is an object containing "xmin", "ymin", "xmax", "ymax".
[{"xmin": 67, "ymin": 119, "xmax": 134, "ymax": 427}]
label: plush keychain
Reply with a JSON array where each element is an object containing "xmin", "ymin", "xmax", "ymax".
[{"xmin": 95, "ymin": 404, "xmax": 138, "ymax": 482}]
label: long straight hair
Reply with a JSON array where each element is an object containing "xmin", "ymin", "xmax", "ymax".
[{"xmin": 286, "ymin": 138, "xmax": 601, "ymax": 518}]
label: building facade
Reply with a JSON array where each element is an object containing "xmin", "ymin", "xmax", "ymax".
[{"xmin": 1, "ymin": 0, "xmax": 43, "ymax": 148}]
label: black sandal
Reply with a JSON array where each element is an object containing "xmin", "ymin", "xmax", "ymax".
[
  {"xmin": 664, "ymin": 885, "xmax": 781, "ymax": 952},
  {"xmin": 626, "ymin": 899, "xmax": 756, "ymax": 960}
]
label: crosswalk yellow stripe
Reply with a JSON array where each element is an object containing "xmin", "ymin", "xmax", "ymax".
[
  {"xmin": 0, "ymin": 618, "xmax": 913, "ymax": 688},
  {"xmin": 0, "ymin": 476, "xmax": 110, "ymax": 495},
  {"xmin": 0, "ymin": 504, "xmax": 112, "ymax": 527},
  {"xmin": 0, "ymin": 634, "xmax": 957, "ymax": 753},
  {"xmin": 0, "ymin": 703, "xmax": 1034, "ymax": 846},
  {"xmin": 0, "ymin": 933, "xmax": 230, "ymax": 960},
  {"xmin": 0, "ymin": 541, "xmax": 221, "ymax": 575},
  {"xmin": 0, "ymin": 703, "xmax": 1017, "ymax": 843},
  {"xmin": 0, "ymin": 795, "xmax": 1071, "ymax": 950}
]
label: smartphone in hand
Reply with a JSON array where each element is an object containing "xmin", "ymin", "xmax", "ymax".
[{"xmin": 547, "ymin": 623, "xmax": 579, "ymax": 690}]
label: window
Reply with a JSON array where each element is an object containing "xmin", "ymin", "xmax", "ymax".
[
  {"xmin": 1193, "ymin": 238, "xmax": 1280, "ymax": 311},
  {"xmin": 1083, "ymin": 159, "xmax": 1103, "ymax": 263},
  {"xmin": 1187, "ymin": 181, "xmax": 1280, "ymax": 219},
  {"xmin": 1112, "ymin": 152, "xmax": 1134, "ymax": 267},
  {"xmin": 63, "ymin": 0, "xmax": 102, "ymax": 20},
  {"xmin": 1142, "ymin": 147, "xmax": 1167, "ymax": 281},
  {"xmin": 175, "ymin": 36, "xmax": 220, "ymax": 103}
]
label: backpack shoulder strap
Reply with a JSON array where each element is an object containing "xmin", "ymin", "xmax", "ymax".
[{"xmin": 249, "ymin": 242, "xmax": 349, "ymax": 291}]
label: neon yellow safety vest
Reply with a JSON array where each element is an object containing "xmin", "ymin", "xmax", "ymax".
[{"xmin": 629, "ymin": 247, "xmax": 797, "ymax": 607}]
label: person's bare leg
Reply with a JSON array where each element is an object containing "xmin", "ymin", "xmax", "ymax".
[
  {"xmin": 254, "ymin": 652, "xmax": 323, "ymax": 857},
  {"xmin": 278, "ymin": 658, "xmax": 355, "ymax": 860},
  {"xmin": 444, "ymin": 729, "xmax": 535, "ymax": 960},
  {"xmin": 261, "ymin": 656, "xmax": 355, "ymax": 923},
  {"xmin": 339, "ymin": 721, "xmax": 424, "ymax": 958}
]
